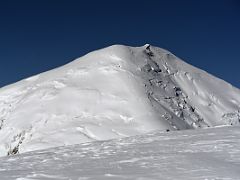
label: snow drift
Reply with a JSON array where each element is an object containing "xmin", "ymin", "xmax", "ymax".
[
  {"xmin": 1, "ymin": 126, "xmax": 240, "ymax": 180},
  {"xmin": 0, "ymin": 44, "xmax": 239, "ymax": 156}
]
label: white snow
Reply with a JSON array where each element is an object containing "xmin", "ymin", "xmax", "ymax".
[
  {"xmin": 0, "ymin": 44, "xmax": 240, "ymax": 158},
  {"xmin": 0, "ymin": 126, "xmax": 240, "ymax": 180}
]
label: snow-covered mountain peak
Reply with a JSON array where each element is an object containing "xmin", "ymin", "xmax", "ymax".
[{"xmin": 0, "ymin": 44, "xmax": 239, "ymax": 156}]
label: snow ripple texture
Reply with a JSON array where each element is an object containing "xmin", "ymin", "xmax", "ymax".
[{"xmin": 0, "ymin": 126, "xmax": 240, "ymax": 180}]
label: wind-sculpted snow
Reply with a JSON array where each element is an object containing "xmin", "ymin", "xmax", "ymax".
[
  {"xmin": 0, "ymin": 44, "xmax": 240, "ymax": 156},
  {"xmin": 0, "ymin": 126, "xmax": 240, "ymax": 180}
]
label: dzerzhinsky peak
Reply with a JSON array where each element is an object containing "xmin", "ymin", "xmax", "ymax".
[{"xmin": 0, "ymin": 44, "xmax": 240, "ymax": 156}]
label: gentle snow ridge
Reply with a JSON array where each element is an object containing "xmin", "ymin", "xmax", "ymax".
[
  {"xmin": 0, "ymin": 126, "xmax": 240, "ymax": 180},
  {"xmin": 0, "ymin": 44, "xmax": 240, "ymax": 156}
]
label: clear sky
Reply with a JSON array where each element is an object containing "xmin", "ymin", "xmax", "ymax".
[{"xmin": 0, "ymin": 0, "xmax": 239, "ymax": 88}]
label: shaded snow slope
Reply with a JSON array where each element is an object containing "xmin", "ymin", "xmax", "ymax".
[
  {"xmin": 0, "ymin": 44, "xmax": 240, "ymax": 156},
  {"xmin": 0, "ymin": 126, "xmax": 240, "ymax": 180}
]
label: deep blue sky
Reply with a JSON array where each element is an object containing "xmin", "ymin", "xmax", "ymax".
[{"xmin": 0, "ymin": 0, "xmax": 239, "ymax": 88}]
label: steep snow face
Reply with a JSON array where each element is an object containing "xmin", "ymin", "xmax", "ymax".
[
  {"xmin": 0, "ymin": 44, "xmax": 239, "ymax": 156},
  {"xmin": 0, "ymin": 126, "xmax": 240, "ymax": 180}
]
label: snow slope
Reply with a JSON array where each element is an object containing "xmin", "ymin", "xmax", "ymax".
[
  {"xmin": 0, "ymin": 126, "xmax": 240, "ymax": 180},
  {"xmin": 0, "ymin": 44, "xmax": 240, "ymax": 156}
]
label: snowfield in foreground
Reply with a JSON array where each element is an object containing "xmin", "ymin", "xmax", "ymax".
[
  {"xmin": 0, "ymin": 44, "xmax": 240, "ymax": 156},
  {"xmin": 0, "ymin": 126, "xmax": 240, "ymax": 180}
]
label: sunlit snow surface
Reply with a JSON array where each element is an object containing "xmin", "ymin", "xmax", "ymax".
[
  {"xmin": 0, "ymin": 126, "xmax": 240, "ymax": 180},
  {"xmin": 1, "ymin": 45, "xmax": 240, "ymax": 179},
  {"xmin": 1, "ymin": 44, "xmax": 240, "ymax": 156}
]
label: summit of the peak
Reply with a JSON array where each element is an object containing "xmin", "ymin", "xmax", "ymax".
[{"xmin": 144, "ymin": 43, "xmax": 151, "ymax": 48}]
